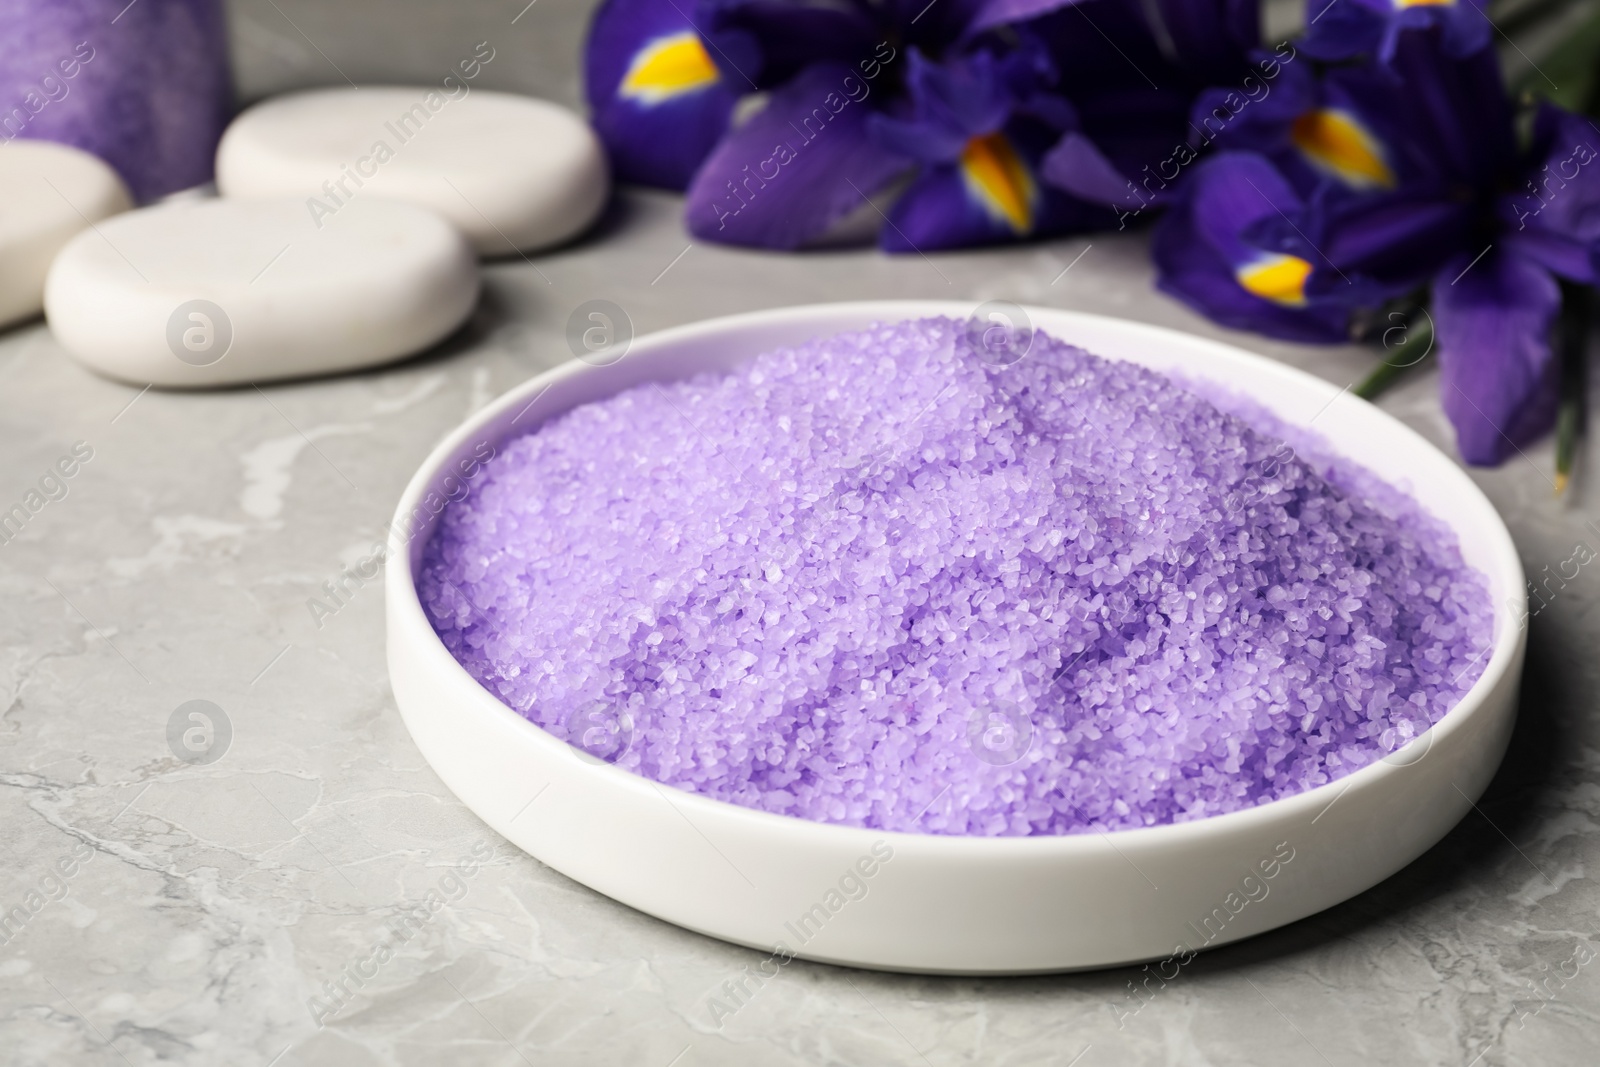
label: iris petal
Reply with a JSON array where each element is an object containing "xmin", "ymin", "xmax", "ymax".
[
  {"xmin": 1235, "ymin": 254, "xmax": 1313, "ymax": 306},
  {"xmin": 684, "ymin": 63, "xmax": 912, "ymax": 249},
  {"xmin": 619, "ymin": 32, "xmax": 723, "ymax": 104},
  {"xmin": 1433, "ymin": 249, "xmax": 1562, "ymax": 465},
  {"xmin": 1045, "ymin": 82, "xmax": 1208, "ymax": 209},
  {"xmin": 961, "ymin": 132, "xmax": 1037, "ymax": 232},
  {"xmin": 1243, "ymin": 189, "xmax": 1474, "ymax": 297},
  {"xmin": 1500, "ymin": 103, "xmax": 1600, "ymax": 285},
  {"xmin": 965, "ymin": 0, "xmax": 1083, "ymax": 35},
  {"xmin": 882, "ymin": 118, "xmax": 1114, "ymax": 252},
  {"xmin": 1151, "ymin": 153, "xmax": 1350, "ymax": 342},
  {"xmin": 586, "ymin": 0, "xmax": 740, "ymax": 189},
  {"xmin": 866, "ymin": 48, "xmax": 1022, "ymax": 164},
  {"xmin": 697, "ymin": 0, "xmax": 880, "ymax": 89},
  {"xmin": 1290, "ymin": 109, "xmax": 1396, "ymax": 190},
  {"xmin": 1039, "ymin": 131, "xmax": 1145, "ymax": 210}
]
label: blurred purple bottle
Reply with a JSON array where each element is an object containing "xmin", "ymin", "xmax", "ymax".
[{"xmin": 0, "ymin": 0, "xmax": 232, "ymax": 201}]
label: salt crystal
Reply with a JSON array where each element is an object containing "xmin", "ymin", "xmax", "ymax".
[{"xmin": 421, "ymin": 318, "xmax": 1493, "ymax": 836}]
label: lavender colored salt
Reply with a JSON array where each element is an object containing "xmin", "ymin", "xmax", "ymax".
[{"xmin": 420, "ymin": 318, "xmax": 1493, "ymax": 836}]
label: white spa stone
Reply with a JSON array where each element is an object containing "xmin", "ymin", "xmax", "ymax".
[
  {"xmin": 215, "ymin": 87, "xmax": 609, "ymax": 256},
  {"xmin": 44, "ymin": 196, "xmax": 478, "ymax": 387},
  {"xmin": 0, "ymin": 140, "xmax": 132, "ymax": 330}
]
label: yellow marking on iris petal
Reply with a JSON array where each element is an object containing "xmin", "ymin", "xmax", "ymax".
[
  {"xmin": 1395, "ymin": 0, "xmax": 1454, "ymax": 7},
  {"xmin": 619, "ymin": 32, "xmax": 721, "ymax": 104},
  {"xmin": 960, "ymin": 132, "xmax": 1036, "ymax": 234},
  {"xmin": 1290, "ymin": 109, "xmax": 1396, "ymax": 190},
  {"xmin": 1236, "ymin": 254, "xmax": 1314, "ymax": 307}
]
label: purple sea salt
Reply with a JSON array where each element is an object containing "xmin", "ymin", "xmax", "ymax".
[{"xmin": 420, "ymin": 317, "xmax": 1495, "ymax": 836}]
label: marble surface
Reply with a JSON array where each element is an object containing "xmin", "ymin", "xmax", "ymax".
[{"xmin": 2, "ymin": 3, "xmax": 1598, "ymax": 1065}]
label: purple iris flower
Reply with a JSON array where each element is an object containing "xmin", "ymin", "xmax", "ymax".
[
  {"xmin": 682, "ymin": 0, "xmax": 1129, "ymax": 251},
  {"xmin": 1152, "ymin": 24, "xmax": 1600, "ymax": 465},
  {"xmin": 586, "ymin": 0, "xmax": 1168, "ymax": 250},
  {"xmin": 866, "ymin": 43, "xmax": 1119, "ymax": 251},
  {"xmin": 874, "ymin": 34, "xmax": 1134, "ymax": 250}
]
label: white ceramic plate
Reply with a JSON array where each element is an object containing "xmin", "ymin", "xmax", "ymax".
[{"xmin": 386, "ymin": 302, "xmax": 1525, "ymax": 974}]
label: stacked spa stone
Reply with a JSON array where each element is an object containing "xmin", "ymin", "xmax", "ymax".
[
  {"xmin": 420, "ymin": 318, "xmax": 1494, "ymax": 836},
  {"xmin": 2, "ymin": 2, "xmax": 607, "ymax": 384}
]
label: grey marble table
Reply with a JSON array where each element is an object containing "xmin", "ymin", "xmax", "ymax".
[{"xmin": 2, "ymin": 3, "xmax": 1597, "ymax": 1065}]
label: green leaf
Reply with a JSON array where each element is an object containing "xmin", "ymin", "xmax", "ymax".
[{"xmin": 1511, "ymin": 3, "xmax": 1600, "ymax": 115}]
